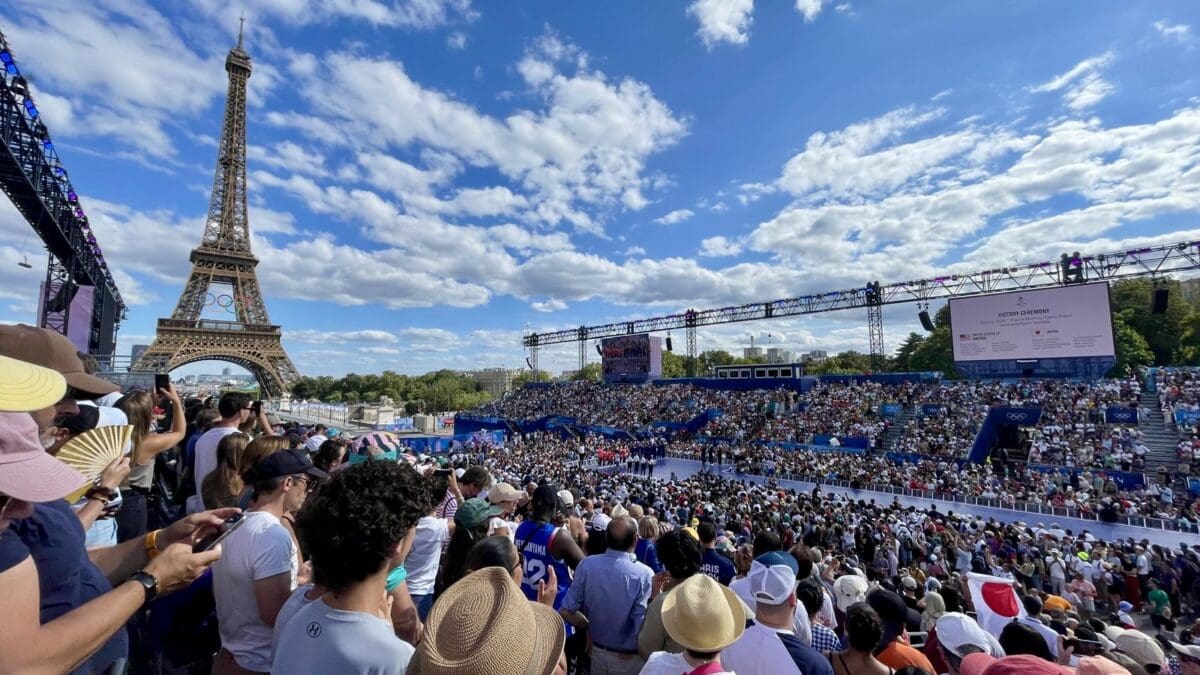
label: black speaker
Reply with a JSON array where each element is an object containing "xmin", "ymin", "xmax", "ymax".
[
  {"xmin": 918, "ymin": 310, "xmax": 935, "ymax": 332},
  {"xmin": 665, "ymin": 337, "xmax": 673, "ymax": 352},
  {"xmin": 1152, "ymin": 288, "xmax": 1169, "ymax": 314}
]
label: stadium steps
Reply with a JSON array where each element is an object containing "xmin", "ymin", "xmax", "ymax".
[
  {"xmin": 880, "ymin": 405, "xmax": 918, "ymax": 452},
  {"xmin": 1137, "ymin": 391, "xmax": 1180, "ymax": 471}
]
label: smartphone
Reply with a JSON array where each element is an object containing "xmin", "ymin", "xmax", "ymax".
[
  {"xmin": 193, "ymin": 514, "xmax": 246, "ymax": 553},
  {"xmin": 154, "ymin": 373, "xmax": 170, "ymax": 392},
  {"xmin": 433, "ymin": 468, "xmax": 452, "ymax": 476},
  {"xmin": 252, "ymin": 400, "xmax": 263, "ymax": 414}
]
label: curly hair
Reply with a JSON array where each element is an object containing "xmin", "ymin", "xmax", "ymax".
[
  {"xmin": 844, "ymin": 602, "xmax": 883, "ymax": 653},
  {"xmin": 294, "ymin": 460, "xmax": 431, "ymax": 593}
]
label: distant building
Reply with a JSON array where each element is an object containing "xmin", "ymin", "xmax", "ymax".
[
  {"xmin": 802, "ymin": 350, "xmax": 828, "ymax": 362},
  {"xmin": 743, "ymin": 346, "xmax": 763, "ymax": 360},
  {"xmin": 471, "ymin": 368, "xmax": 518, "ymax": 397},
  {"xmin": 221, "ymin": 366, "xmax": 232, "ymax": 376},
  {"xmin": 766, "ymin": 347, "xmax": 792, "ymax": 364},
  {"xmin": 1179, "ymin": 278, "xmax": 1200, "ymax": 305}
]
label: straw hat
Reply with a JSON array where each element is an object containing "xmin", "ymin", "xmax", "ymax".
[
  {"xmin": 0, "ymin": 354, "xmax": 66, "ymax": 412},
  {"xmin": 660, "ymin": 573, "xmax": 747, "ymax": 653},
  {"xmin": 409, "ymin": 567, "xmax": 565, "ymax": 675}
]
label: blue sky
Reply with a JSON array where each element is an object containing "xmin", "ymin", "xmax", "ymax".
[{"xmin": 1, "ymin": 0, "xmax": 1198, "ymax": 377}]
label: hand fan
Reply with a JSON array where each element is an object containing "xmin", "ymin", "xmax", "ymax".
[{"xmin": 56, "ymin": 425, "xmax": 133, "ymax": 503}]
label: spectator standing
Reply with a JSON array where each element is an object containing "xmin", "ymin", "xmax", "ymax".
[
  {"xmin": 826, "ymin": 603, "xmax": 894, "ymax": 675},
  {"xmin": 699, "ymin": 521, "xmax": 735, "ymax": 585},
  {"xmin": 722, "ymin": 551, "xmax": 834, "ymax": 675},
  {"xmin": 115, "ymin": 384, "xmax": 186, "ymax": 540},
  {"xmin": 868, "ymin": 588, "xmax": 936, "ymax": 672},
  {"xmin": 641, "ymin": 574, "xmax": 744, "ymax": 675},
  {"xmin": 561, "ymin": 516, "xmax": 653, "ymax": 674},
  {"xmin": 409, "ymin": 566, "xmax": 567, "ymax": 675},
  {"xmin": 212, "ymin": 449, "xmax": 325, "ymax": 674},
  {"xmin": 407, "ymin": 481, "xmax": 457, "ymax": 621},
  {"xmin": 273, "ymin": 461, "xmax": 426, "ymax": 674},
  {"xmin": 200, "ymin": 431, "xmax": 249, "ymax": 510},
  {"xmin": 639, "ymin": 529, "xmax": 705, "ymax": 659},
  {"xmin": 191, "ymin": 392, "xmax": 254, "ymax": 511},
  {"xmin": 635, "ymin": 515, "xmax": 663, "ymax": 573}
]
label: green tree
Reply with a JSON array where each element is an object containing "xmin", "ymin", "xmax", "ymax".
[
  {"xmin": 571, "ymin": 363, "xmax": 602, "ymax": 381},
  {"xmin": 1109, "ymin": 311, "xmax": 1156, "ymax": 376},
  {"xmin": 661, "ymin": 351, "xmax": 687, "ymax": 378},
  {"xmin": 892, "ymin": 332, "xmax": 926, "ymax": 372},
  {"xmin": 343, "ymin": 391, "xmax": 361, "ymax": 405},
  {"xmin": 1110, "ymin": 278, "xmax": 1191, "ymax": 364},
  {"xmin": 909, "ymin": 325, "xmax": 957, "ymax": 377},
  {"xmin": 512, "ymin": 369, "xmax": 552, "ymax": 388}
]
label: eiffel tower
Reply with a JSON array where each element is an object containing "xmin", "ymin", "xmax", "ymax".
[{"xmin": 132, "ymin": 26, "xmax": 299, "ymax": 397}]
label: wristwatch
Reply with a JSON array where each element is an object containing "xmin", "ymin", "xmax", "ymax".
[{"xmin": 129, "ymin": 570, "xmax": 159, "ymax": 605}]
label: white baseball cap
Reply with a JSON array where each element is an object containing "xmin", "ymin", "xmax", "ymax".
[
  {"xmin": 936, "ymin": 612, "xmax": 1002, "ymax": 658},
  {"xmin": 748, "ymin": 552, "xmax": 798, "ymax": 606}
]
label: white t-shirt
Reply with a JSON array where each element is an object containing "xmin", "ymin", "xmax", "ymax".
[
  {"xmin": 193, "ymin": 425, "xmax": 242, "ymax": 497},
  {"xmin": 721, "ymin": 622, "xmax": 803, "ymax": 675},
  {"xmin": 212, "ymin": 510, "xmax": 297, "ymax": 672},
  {"xmin": 272, "ymin": 583, "xmax": 318, "ymax": 653},
  {"xmin": 488, "ymin": 516, "xmax": 516, "ymax": 540},
  {"xmin": 406, "ymin": 516, "xmax": 451, "ymax": 595},
  {"xmin": 641, "ymin": 651, "xmax": 735, "ymax": 675},
  {"xmin": 272, "ymin": 598, "xmax": 414, "ymax": 675}
]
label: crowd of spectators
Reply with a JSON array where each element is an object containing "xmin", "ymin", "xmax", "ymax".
[
  {"xmin": 6, "ymin": 323, "xmax": 1200, "ymax": 675},
  {"xmin": 661, "ymin": 440, "xmax": 1195, "ymax": 527}
]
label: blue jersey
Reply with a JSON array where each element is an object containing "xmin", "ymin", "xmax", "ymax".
[{"xmin": 515, "ymin": 521, "xmax": 572, "ymax": 610}]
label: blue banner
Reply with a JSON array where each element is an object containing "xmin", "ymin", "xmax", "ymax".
[
  {"xmin": 1105, "ymin": 407, "xmax": 1138, "ymax": 425},
  {"xmin": 921, "ymin": 404, "xmax": 946, "ymax": 416},
  {"xmin": 880, "ymin": 403, "xmax": 902, "ymax": 418},
  {"xmin": 1190, "ymin": 478, "xmax": 1200, "ymax": 498},
  {"xmin": 1176, "ymin": 409, "xmax": 1200, "ymax": 425}
]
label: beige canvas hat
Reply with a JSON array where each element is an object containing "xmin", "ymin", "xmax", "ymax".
[
  {"xmin": 409, "ymin": 567, "xmax": 565, "ymax": 675},
  {"xmin": 660, "ymin": 573, "xmax": 747, "ymax": 652}
]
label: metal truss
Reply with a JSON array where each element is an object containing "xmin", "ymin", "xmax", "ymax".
[
  {"xmin": 523, "ymin": 240, "xmax": 1200, "ymax": 348},
  {"xmin": 0, "ymin": 30, "xmax": 124, "ymax": 354}
]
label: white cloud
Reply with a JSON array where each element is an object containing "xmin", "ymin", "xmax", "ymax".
[
  {"xmin": 746, "ymin": 103, "xmax": 1200, "ymax": 290},
  {"xmin": 834, "ymin": 3, "xmax": 852, "ymax": 14},
  {"xmin": 284, "ymin": 37, "xmax": 686, "ymax": 235},
  {"xmin": 4, "ymin": 2, "xmax": 228, "ymax": 158},
  {"xmin": 1030, "ymin": 52, "xmax": 1115, "ymax": 111},
  {"xmin": 698, "ymin": 236, "xmax": 744, "ymax": 257},
  {"xmin": 1153, "ymin": 20, "xmax": 1192, "ymax": 43},
  {"xmin": 446, "ymin": 31, "xmax": 468, "ymax": 50},
  {"xmin": 531, "ymin": 298, "xmax": 568, "ymax": 312},
  {"xmin": 286, "ymin": 329, "xmax": 399, "ymax": 344},
  {"xmin": 653, "ymin": 208, "xmax": 695, "ymax": 225},
  {"xmin": 191, "ymin": 0, "xmax": 477, "ymax": 29},
  {"xmin": 623, "ymin": 245, "xmax": 646, "ymax": 256},
  {"xmin": 709, "ymin": 201, "xmax": 729, "ymax": 213},
  {"xmin": 687, "ymin": 0, "xmax": 754, "ymax": 48},
  {"xmin": 795, "ymin": 0, "xmax": 827, "ymax": 22}
]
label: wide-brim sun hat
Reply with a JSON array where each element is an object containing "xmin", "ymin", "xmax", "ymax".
[
  {"xmin": 0, "ymin": 354, "xmax": 66, "ymax": 412},
  {"xmin": 0, "ymin": 411, "xmax": 87, "ymax": 502},
  {"xmin": 660, "ymin": 573, "xmax": 747, "ymax": 653},
  {"xmin": 409, "ymin": 566, "xmax": 564, "ymax": 675}
]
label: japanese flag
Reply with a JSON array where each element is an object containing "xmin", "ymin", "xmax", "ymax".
[{"xmin": 967, "ymin": 573, "xmax": 1026, "ymax": 636}]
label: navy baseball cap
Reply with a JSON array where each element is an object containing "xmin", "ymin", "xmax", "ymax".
[{"xmin": 249, "ymin": 448, "xmax": 328, "ymax": 482}]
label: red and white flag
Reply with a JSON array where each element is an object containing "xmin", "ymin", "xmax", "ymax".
[{"xmin": 966, "ymin": 573, "xmax": 1026, "ymax": 636}]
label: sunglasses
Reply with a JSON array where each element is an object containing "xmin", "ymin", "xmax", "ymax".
[
  {"xmin": 512, "ymin": 551, "xmax": 526, "ymax": 575},
  {"xmin": 293, "ymin": 476, "xmax": 319, "ymax": 494},
  {"xmin": 0, "ymin": 494, "xmax": 10, "ymax": 514}
]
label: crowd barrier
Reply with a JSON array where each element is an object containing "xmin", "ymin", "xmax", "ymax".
[{"xmin": 665, "ymin": 452, "xmax": 1197, "ymax": 534}]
